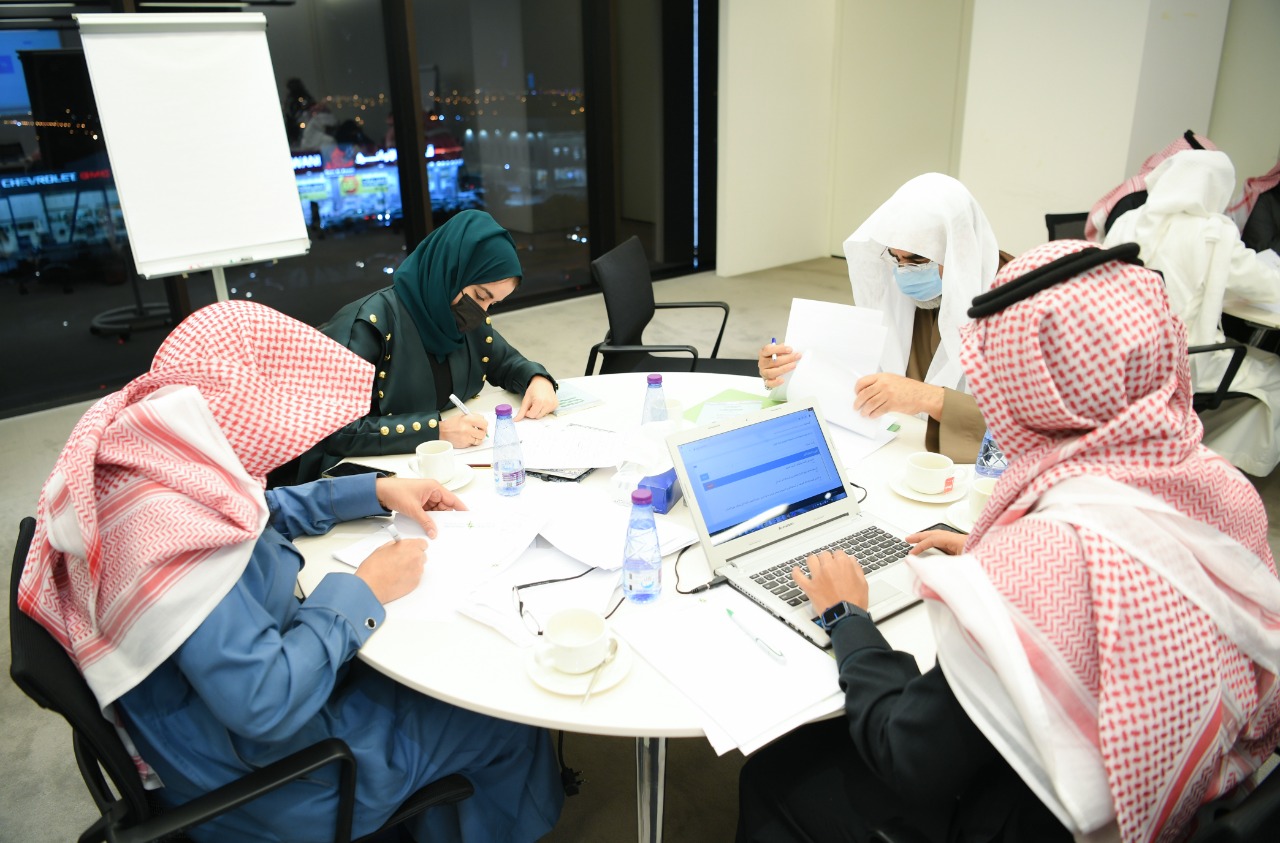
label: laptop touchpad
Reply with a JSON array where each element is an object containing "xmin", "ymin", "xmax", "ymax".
[{"xmin": 868, "ymin": 578, "xmax": 905, "ymax": 608}]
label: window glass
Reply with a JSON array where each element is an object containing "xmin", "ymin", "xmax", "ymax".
[
  {"xmin": 0, "ymin": 2, "xmax": 405, "ymax": 416},
  {"xmin": 0, "ymin": 27, "xmax": 169, "ymax": 415},
  {"xmin": 0, "ymin": 0, "xmax": 598, "ymax": 417},
  {"xmin": 413, "ymin": 0, "xmax": 591, "ymax": 304}
]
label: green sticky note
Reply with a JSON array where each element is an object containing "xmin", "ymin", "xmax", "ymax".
[{"xmin": 888, "ymin": 422, "xmax": 901, "ymax": 432}]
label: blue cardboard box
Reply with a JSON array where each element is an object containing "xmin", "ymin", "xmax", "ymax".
[{"xmin": 638, "ymin": 467, "xmax": 682, "ymax": 514}]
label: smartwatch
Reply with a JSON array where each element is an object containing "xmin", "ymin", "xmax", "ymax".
[{"xmin": 817, "ymin": 600, "xmax": 868, "ymax": 631}]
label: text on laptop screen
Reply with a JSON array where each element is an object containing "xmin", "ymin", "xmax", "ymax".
[{"xmin": 675, "ymin": 407, "xmax": 847, "ymax": 545}]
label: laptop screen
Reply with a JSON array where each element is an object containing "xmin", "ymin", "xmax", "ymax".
[{"xmin": 674, "ymin": 406, "xmax": 847, "ymax": 545}]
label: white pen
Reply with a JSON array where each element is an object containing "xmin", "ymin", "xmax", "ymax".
[
  {"xmin": 726, "ymin": 609, "xmax": 787, "ymax": 665},
  {"xmin": 447, "ymin": 393, "xmax": 474, "ymax": 416},
  {"xmin": 386, "ymin": 512, "xmax": 402, "ymax": 543}
]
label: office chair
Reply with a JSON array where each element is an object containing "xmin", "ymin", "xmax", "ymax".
[
  {"xmin": 585, "ymin": 236, "xmax": 758, "ymax": 377},
  {"xmin": 1192, "ymin": 757, "xmax": 1280, "ymax": 842},
  {"xmin": 1189, "ymin": 339, "xmax": 1253, "ymax": 412},
  {"xmin": 864, "ymin": 760, "xmax": 1280, "ymax": 843},
  {"xmin": 9, "ymin": 516, "xmax": 473, "ymax": 843},
  {"xmin": 1044, "ymin": 212, "xmax": 1088, "ymax": 241}
]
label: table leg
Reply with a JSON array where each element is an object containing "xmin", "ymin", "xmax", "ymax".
[{"xmin": 635, "ymin": 736, "xmax": 667, "ymax": 843}]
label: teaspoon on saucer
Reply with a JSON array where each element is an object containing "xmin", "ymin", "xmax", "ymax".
[{"xmin": 580, "ymin": 638, "xmax": 620, "ymax": 706}]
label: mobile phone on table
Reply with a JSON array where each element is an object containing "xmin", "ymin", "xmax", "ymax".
[
  {"xmin": 322, "ymin": 462, "xmax": 396, "ymax": 479},
  {"xmin": 919, "ymin": 521, "xmax": 966, "ymax": 535}
]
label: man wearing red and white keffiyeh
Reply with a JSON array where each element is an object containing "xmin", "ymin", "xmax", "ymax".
[
  {"xmin": 17, "ymin": 300, "xmax": 564, "ymax": 842},
  {"xmin": 19, "ymin": 298, "xmax": 375, "ymax": 710},
  {"xmin": 737, "ymin": 241, "xmax": 1280, "ymax": 843},
  {"xmin": 1085, "ymin": 132, "xmax": 1219, "ymax": 243}
]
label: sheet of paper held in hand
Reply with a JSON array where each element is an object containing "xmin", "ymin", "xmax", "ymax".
[
  {"xmin": 331, "ymin": 507, "xmax": 546, "ymax": 621},
  {"xmin": 774, "ymin": 298, "xmax": 896, "ymax": 443},
  {"xmin": 612, "ymin": 586, "xmax": 842, "ymax": 755}
]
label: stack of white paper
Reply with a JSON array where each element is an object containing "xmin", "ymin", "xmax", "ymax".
[
  {"xmin": 612, "ymin": 587, "xmax": 843, "ymax": 754},
  {"xmin": 331, "ymin": 509, "xmax": 546, "ymax": 622},
  {"xmin": 534, "ymin": 482, "xmax": 698, "ymax": 569}
]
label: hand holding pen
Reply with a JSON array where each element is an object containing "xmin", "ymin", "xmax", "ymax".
[
  {"xmin": 440, "ymin": 393, "xmax": 489, "ymax": 449},
  {"xmin": 757, "ymin": 338, "xmax": 800, "ymax": 389}
]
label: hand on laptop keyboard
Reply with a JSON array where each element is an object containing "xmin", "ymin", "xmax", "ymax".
[
  {"xmin": 748, "ymin": 526, "xmax": 911, "ymax": 608},
  {"xmin": 787, "ymin": 549, "xmax": 870, "ymax": 615}
]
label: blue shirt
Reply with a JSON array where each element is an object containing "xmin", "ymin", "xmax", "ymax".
[{"xmin": 118, "ymin": 476, "xmax": 562, "ymax": 842}]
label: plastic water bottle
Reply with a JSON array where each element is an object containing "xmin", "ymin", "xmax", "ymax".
[
  {"xmin": 974, "ymin": 429, "xmax": 1007, "ymax": 479},
  {"xmin": 623, "ymin": 488, "xmax": 662, "ymax": 603},
  {"xmin": 640, "ymin": 373, "xmax": 668, "ymax": 425},
  {"xmin": 492, "ymin": 403, "xmax": 526, "ymax": 496}
]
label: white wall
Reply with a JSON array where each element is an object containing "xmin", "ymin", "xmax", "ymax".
[
  {"xmin": 827, "ymin": 0, "xmax": 970, "ymax": 257},
  {"xmin": 716, "ymin": 0, "xmax": 836, "ymax": 277},
  {"xmin": 956, "ymin": 0, "xmax": 1217, "ymax": 255},
  {"xmin": 1209, "ymin": 0, "xmax": 1280, "ymax": 183},
  {"xmin": 717, "ymin": 0, "xmax": 1277, "ymax": 273}
]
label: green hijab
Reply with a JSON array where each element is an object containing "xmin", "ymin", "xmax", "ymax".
[{"xmin": 392, "ymin": 210, "xmax": 523, "ymax": 359}]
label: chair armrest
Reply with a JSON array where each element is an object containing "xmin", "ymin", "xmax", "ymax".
[
  {"xmin": 584, "ymin": 341, "xmax": 605, "ymax": 377},
  {"xmin": 654, "ymin": 300, "xmax": 731, "ymax": 358},
  {"xmin": 103, "ymin": 738, "xmax": 358, "ymax": 843},
  {"xmin": 378, "ymin": 774, "xmax": 474, "ymax": 832},
  {"xmin": 599, "ymin": 341, "xmax": 700, "ymax": 358},
  {"xmin": 1189, "ymin": 339, "xmax": 1248, "ymax": 411}
]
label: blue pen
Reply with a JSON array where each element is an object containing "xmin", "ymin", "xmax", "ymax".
[{"xmin": 770, "ymin": 337, "xmax": 777, "ymax": 362}]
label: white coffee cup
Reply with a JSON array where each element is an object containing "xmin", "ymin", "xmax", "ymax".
[
  {"xmin": 415, "ymin": 440, "xmax": 455, "ymax": 483},
  {"xmin": 534, "ymin": 608, "xmax": 613, "ymax": 675},
  {"xmin": 969, "ymin": 476, "xmax": 998, "ymax": 522},
  {"xmin": 904, "ymin": 451, "xmax": 959, "ymax": 495}
]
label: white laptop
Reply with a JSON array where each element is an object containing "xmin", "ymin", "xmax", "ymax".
[{"xmin": 665, "ymin": 400, "xmax": 921, "ymax": 649}]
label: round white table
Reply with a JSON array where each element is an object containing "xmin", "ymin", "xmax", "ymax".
[{"xmin": 294, "ymin": 372, "xmax": 954, "ymax": 843}]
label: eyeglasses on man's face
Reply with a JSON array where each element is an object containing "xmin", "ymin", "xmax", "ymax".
[{"xmin": 880, "ymin": 247, "xmax": 932, "ymax": 269}]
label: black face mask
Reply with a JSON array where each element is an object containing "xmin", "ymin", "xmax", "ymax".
[{"xmin": 451, "ymin": 293, "xmax": 488, "ymax": 333}]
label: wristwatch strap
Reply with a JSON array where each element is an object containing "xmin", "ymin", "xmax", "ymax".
[{"xmin": 819, "ymin": 600, "xmax": 870, "ymax": 631}]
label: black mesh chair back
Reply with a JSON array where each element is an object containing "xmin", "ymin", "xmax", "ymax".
[
  {"xmin": 586, "ymin": 236, "xmax": 758, "ymax": 376},
  {"xmin": 593, "ymin": 235, "xmax": 655, "ymax": 349},
  {"xmin": 1044, "ymin": 212, "xmax": 1088, "ymax": 241},
  {"xmin": 9, "ymin": 516, "xmax": 472, "ymax": 843}
]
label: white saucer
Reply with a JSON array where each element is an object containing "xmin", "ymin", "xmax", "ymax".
[
  {"xmin": 944, "ymin": 500, "xmax": 975, "ymax": 533},
  {"xmin": 889, "ymin": 468, "xmax": 970, "ymax": 504},
  {"xmin": 410, "ymin": 460, "xmax": 475, "ymax": 491},
  {"xmin": 525, "ymin": 639, "xmax": 633, "ymax": 697}
]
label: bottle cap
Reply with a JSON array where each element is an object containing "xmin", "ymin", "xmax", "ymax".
[
  {"xmin": 495, "ymin": 403, "xmax": 513, "ymax": 418},
  {"xmin": 647, "ymin": 373, "xmax": 663, "ymax": 385},
  {"xmin": 630, "ymin": 488, "xmax": 653, "ymax": 505}
]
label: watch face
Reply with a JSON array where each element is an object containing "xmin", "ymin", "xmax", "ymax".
[{"xmin": 821, "ymin": 603, "xmax": 847, "ymax": 628}]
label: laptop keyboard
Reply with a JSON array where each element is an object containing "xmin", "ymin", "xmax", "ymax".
[{"xmin": 749, "ymin": 526, "xmax": 912, "ymax": 607}]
